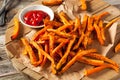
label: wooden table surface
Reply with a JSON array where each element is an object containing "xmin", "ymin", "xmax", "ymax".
[{"xmin": 0, "ymin": 0, "xmax": 120, "ymax": 80}]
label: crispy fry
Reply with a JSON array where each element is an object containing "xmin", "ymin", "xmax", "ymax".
[
  {"xmin": 49, "ymin": 34, "xmax": 55, "ymax": 57},
  {"xmin": 57, "ymin": 24, "xmax": 73, "ymax": 31},
  {"xmin": 30, "ymin": 41, "xmax": 44, "ymax": 66},
  {"xmin": 80, "ymin": 0, "xmax": 87, "ymax": 11},
  {"xmin": 41, "ymin": 43, "xmax": 49, "ymax": 67},
  {"xmin": 58, "ymin": 11, "xmax": 70, "ymax": 24},
  {"xmin": 11, "ymin": 18, "xmax": 20, "ymax": 40},
  {"xmin": 47, "ymin": 29, "xmax": 72, "ymax": 38},
  {"xmin": 32, "ymin": 25, "xmax": 52, "ymax": 41},
  {"xmin": 94, "ymin": 22, "xmax": 104, "ymax": 45},
  {"xmin": 73, "ymin": 32, "xmax": 84, "ymax": 50},
  {"xmin": 56, "ymin": 35, "xmax": 76, "ymax": 70},
  {"xmin": 30, "ymin": 41, "xmax": 56, "ymax": 74},
  {"xmin": 44, "ymin": 17, "xmax": 63, "ymax": 27},
  {"xmin": 59, "ymin": 49, "xmax": 97, "ymax": 74},
  {"xmin": 85, "ymin": 53, "xmax": 118, "ymax": 67},
  {"xmin": 73, "ymin": 17, "xmax": 81, "ymax": 32},
  {"xmin": 99, "ymin": 20, "xmax": 106, "ymax": 41},
  {"xmin": 95, "ymin": 12, "xmax": 109, "ymax": 24},
  {"xmin": 51, "ymin": 39, "xmax": 69, "ymax": 58},
  {"xmin": 84, "ymin": 63, "xmax": 119, "ymax": 76},
  {"xmin": 87, "ymin": 16, "xmax": 94, "ymax": 31},
  {"xmin": 82, "ymin": 14, "xmax": 88, "ymax": 32},
  {"xmin": 115, "ymin": 42, "xmax": 120, "ymax": 53},
  {"xmin": 22, "ymin": 48, "xmax": 28, "ymax": 55},
  {"xmin": 42, "ymin": 0, "xmax": 63, "ymax": 6},
  {"xmin": 21, "ymin": 38, "xmax": 39, "ymax": 66},
  {"xmin": 105, "ymin": 17, "xmax": 120, "ymax": 29},
  {"xmin": 78, "ymin": 57, "xmax": 104, "ymax": 66}
]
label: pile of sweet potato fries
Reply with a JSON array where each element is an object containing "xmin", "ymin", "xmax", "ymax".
[{"xmin": 8, "ymin": 10, "xmax": 118, "ymax": 76}]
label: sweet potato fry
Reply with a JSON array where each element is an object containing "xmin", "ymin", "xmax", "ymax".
[
  {"xmin": 30, "ymin": 41, "xmax": 56, "ymax": 74},
  {"xmin": 80, "ymin": 0, "xmax": 87, "ymax": 11},
  {"xmin": 22, "ymin": 47, "xmax": 28, "ymax": 55},
  {"xmin": 30, "ymin": 41, "xmax": 44, "ymax": 66},
  {"xmin": 94, "ymin": 22, "xmax": 104, "ymax": 45},
  {"xmin": 57, "ymin": 24, "xmax": 73, "ymax": 31},
  {"xmin": 51, "ymin": 39, "xmax": 69, "ymax": 58},
  {"xmin": 32, "ymin": 25, "xmax": 52, "ymax": 41},
  {"xmin": 95, "ymin": 12, "xmax": 109, "ymax": 24},
  {"xmin": 115, "ymin": 42, "xmax": 120, "ymax": 53},
  {"xmin": 99, "ymin": 20, "xmax": 106, "ymax": 41},
  {"xmin": 78, "ymin": 57, "xmax": 104, "ymax": 66},
  {"xmin": 87, "ymin": 16, "xmax": 94, "ymax": 31},
  {"xmin": 59, "ymin": 49, "xmax": 97, "ymax": 74},
  {"xmin": 56, "ymin": 35, "xmax": 76, "ymax": 70},
  {"xmin": 58, "ymin": 11, "xmax": 70, "ymax": 24},
  {"xmin": 73, "ymin": 32, "xmax": 84, "ymax": 50},
  {"xmin": 84, "ymin": 63, "xmax": 119, "ymax": 76},
  {"xmin": 11, "ymin": 18, "xmax": 20, "ymax": 40},
  {"xmin": 49, "ymin": 34, "xmax": 55, "ymax": 57},
  {"xmin": 47, "ymin": 29, "xmax": 72, "ymax": 38},
  {"xmin": 105, "ymin": 17, "xmax": 120, "ymax": 29},
  {"xmin": 21, "ymin": 38, "xmax": 39, "ymax": 66},
  {"xmin": 73, "ymin": 17, "xmax": 81, "ymax": 32},
  {"xmin": 85, "ymin": 53, "xmax": 118, "ymax": 67},
  {"xmin": 43, "ymin": 17, "xmax": 63, "ymax": 27},
  {"xmin": 82, "ymin": 14, "xmax": 88, "ymax": 32},
  {"xmin": 41, "ymin": 43, "xmax": 49, "ymax": 67},
  {"xmin": 42, "ymin": 0, "xmax": 63, "ymax": 6}
]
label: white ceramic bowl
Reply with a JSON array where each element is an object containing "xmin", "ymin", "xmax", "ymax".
[{"xmin": 19, "ymin": 5, "xmax": 54, "ymax": 28}]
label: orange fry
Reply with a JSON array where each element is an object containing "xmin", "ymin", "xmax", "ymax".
[
  {"xmin": 80, "ymin": 0, "xmax": 87, "ymax": 11},
  {"xmin": 82, "ymin": 14, "xmax": 88, "ymax": 32},
  {"xmin": 21, "ymin": 38, "xmax": 39, "ymax": 66},
  {"xmin": 59, "ymin": 49, "xmax": 97, "ymax": 74},
  {"xmin": 11, "ymin": 18, "xmax": 20, "ymax": 40},
  {"xmin": 32, "ymin": 25, "xmax": 52, "ymax": 41},
  {"xmin": 87, "ymin": 16, "xmax": 94, "ymax": 31},
  {"xmin": 95, "ymin": 12, "xmax": 109, "ymax": 24},
  {"xmin": 30, "ymin": 41, "xmax": 56, "ymax": 74},
  {"xmin": 115, "ymin": 42, "xmax": 120, "ymax": 53},
  {"xmin": 49, "ymin": 34, "xmax": 55, "ymax": 57},
  {"xmin": 99, "ymin": 20, "xmax": 106, "ymax": 41},
  {"xmin": 58, "ymin": 11, "xmax": 70, "ymax": 24},
  {"xmin": 51, "ymin": 39, "xmax": 69, "ymax": 58},
  {"xmin": 105, "ymin": 17, "xmax": 120, "ymax": 29},
  {"xmin": 73, "ymin": 17, "xmax": 81, "ymax": 32},
  {"xmin": 85, "ymin": 53, "xmax": 118, "ymax": 67},
  {"xmin": 94, "ymin": 22, "xmax": 104, "ymax": 45},
  {"xmin": 73, "ymin": 32, "xmax": 85, "ymax": 50},
  {"xmin": 57, "ymin": 24, "xmax": 73, "ymax": 31},
  {"xmin": 56, "ymin": 35, "xmax": 76, "ymax": 70},
  {"xmin": 41, "ymin": 43, "xmax": 49, "ymax": 67},
  {"xmin": 84, "ymin": 63, "xmax": 119, "ymax": 76},
  {"xmin": 30, "ymin": 41, "xmax": 44, "ymax": 66},
  {"xmin": 47, "ymin": 29, "xmax": 72, "ymax": 38},
  {"xmin": 78, "ymin": 57, "xmax": 104, "ymax": 66}
]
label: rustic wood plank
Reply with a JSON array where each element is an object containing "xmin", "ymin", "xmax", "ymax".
[
  {"xmin": 22, "ymin": 68, "xmax": 43, "ymax": 80},
  {"xmin": 11, "ymin": 58, "xmax": 27, "ymax": 71},
  {"xmin": 93, "ymin": 5, "xmax": 120, "ymax": 21},
  {"xmin": 5, "ymin": 23, "xmax": 32, "ymax": 44},
  {"xmin": 87, "ymin": 0, "xmax": 110, "ymax": 14}
]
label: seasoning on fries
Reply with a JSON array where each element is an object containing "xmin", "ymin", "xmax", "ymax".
[{"xmin": 20, "ymin": 11, "xmax": 119, "ymax": 76}]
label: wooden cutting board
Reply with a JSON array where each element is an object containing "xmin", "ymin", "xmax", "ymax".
[{"xmin": 5, "ymin": 0, "xmax": 120, "ymax": 80}]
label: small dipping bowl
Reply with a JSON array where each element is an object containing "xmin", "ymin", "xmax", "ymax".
[{"xmin": 19, "ymin": 5, "xmax": 54, "ymax": 28}]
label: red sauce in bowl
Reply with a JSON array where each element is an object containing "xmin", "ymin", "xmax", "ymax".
[{"xmin": 23, "ymin": 10, "xmax": 49, "ymax": 26}]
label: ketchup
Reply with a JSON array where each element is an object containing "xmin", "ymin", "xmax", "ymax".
[{"xmin": 24, "ymin": 10, "xmax": 49, "ymax": 26}]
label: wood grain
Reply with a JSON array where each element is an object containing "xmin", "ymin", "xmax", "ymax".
[{"xmin": 1, "ymin": 0, "xmax": 120, "ymax": 80}]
